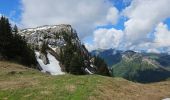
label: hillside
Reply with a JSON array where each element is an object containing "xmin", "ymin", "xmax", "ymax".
[
  {"xmin": 0, "ymin": 61, "xmax": 170, "ymax": 100},
  {"xmin": 91, "ymin": 49, "xmax": 122, "ymax": 67},
  {"xmin": 112, "ymin": 51, "xmax": 170, "ymax": 83},
  {"xmin": 91, "ymin": 49, "xmax": 170, "ymax": 83}
]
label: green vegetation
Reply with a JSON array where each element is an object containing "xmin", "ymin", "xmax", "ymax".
[
  {"xmin": 59, "ymin": 32, "xmax": 110, "ymax": 75},
  {"xmin": 93, "ymin": 56, "xmax": 110, "ymax": 76},
  {"xmin": 112, "ymin": 55, "xmax": 170, "ymax": 83},
  {"xmin": 0, "ymin": 61, "xmax": 170, "ymax": 100},
  {"xmin": 112, "ymin": 59, "xmax": 155, "ymax": 81},
  {"xmin": 59, "ymin": 33, "xmax": 85, "ymax": 74},
  {"xmin": 40, "ymin": 42, "xmax": 48, "ymax": 55},
  {"xmin": 0, "ymin": 16, "xmax": 37, "ymax": 66},
  {"xmin": 91, "ymin": 49, "xmax": 122, "ymax": 67}
]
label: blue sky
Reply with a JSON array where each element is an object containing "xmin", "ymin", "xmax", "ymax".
[
  {"xmin": 0, "ymin": 0, "xmax": 21, "ymax": 23},
  {"xmin": 0, "ymin": 0, "xmax": 128, "ymax": 30},
  {"xmin": 2, "ymin": 0, "xmax": 169, "ymax": 31},
  {"xmin": 1, "ymin": 0, "xmax": 170, "ymax": 53}
]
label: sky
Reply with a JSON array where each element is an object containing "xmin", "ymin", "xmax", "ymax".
[{"xmin": 1, "ymin": 0, "xmax": 170, "ymax": 53}]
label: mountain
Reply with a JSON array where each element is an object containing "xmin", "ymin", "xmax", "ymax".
[
  {"xmin": 0, "ymin": 61, "xmax": 170, "ymax": 100},
  {"xmin": 18, "ymin": 24, "xmax": 109, "ymax": 76},
  {"xmin": 91, "ymin": 49, "xmax": 122, "ymax": 67},
  {"xmin": 91, "ymin": 49, "xmax": 170, "ymax": 83}
]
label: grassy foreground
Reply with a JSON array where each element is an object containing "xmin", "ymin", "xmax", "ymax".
[{"xmin": 0, "ymin": 61, "xmax": 170, "ymax": 100}]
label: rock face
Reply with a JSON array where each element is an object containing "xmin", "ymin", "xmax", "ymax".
[
  {"xmin": 19, "ymin": 24, "xmax": 108, "ymax": 75},
  {"xmin": 19, "ymin": 24, "xmax": 78, "ymax": 50}
]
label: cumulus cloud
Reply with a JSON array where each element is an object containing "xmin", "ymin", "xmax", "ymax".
[
  {"xmin": 154, "ymin": 22, "xmax": 170, "ymax": 48},
  {"xmin": 106, "ymin": 7, "xmax": 119, "ymax": 24},
  {"xmin": 123, "ymin": 22, "xmax": 170, "ymax": 53},
  {"xmin": 147, "ymin": 48, "xmax": 160, "ymax": 54},
  {"xmin": 21, "ymin": 0, "xmax": 170, "ymax": 53},
  {"xmin": 21, "ymin": 0, "xmax": 119, "ymax": 39},
  {"xmin": 87, "ymin": 0, "xmax": 170, "ymax": 52},
  {"xmin": 123, "ymin": 0, "xmax": 170, "ymax": 48},
  {"xmin": 85, "ymin": 28, "xmax": 124, "ymax": 51}
]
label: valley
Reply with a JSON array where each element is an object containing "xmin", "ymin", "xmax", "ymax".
[{"xmin": 92, "ymin": 49, "xmax": 170, "ymax": 83}]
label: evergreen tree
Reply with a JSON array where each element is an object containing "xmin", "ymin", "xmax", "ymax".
[
  {"xmin": 59, "ymin": 37, "xmax": 85, "ymax": 74},
  {"xmin": 0, "ymin": 16, "xmax": 37, "ymax": 67},
  {"xmin": 40, "ymin": 42, "xmax": 48, "ymax": 55},
  {"xmin": 0, "ymin": 16, "xmax": 13, "ymax": 58},
  {"xmin": 13, "ymin": 24, "xmax": 18, "ymax": 35},
  {"xmin": 69, "ymin": 53, "xmax": 84, "ymax": 74},
  {"xmin": 94, "ymin": 56, "xmax": 110, "ymax": 76}
]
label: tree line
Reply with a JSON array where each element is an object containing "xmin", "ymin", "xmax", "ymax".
[{"xmin": 0, "ymin": 16, "xmax": 37, "ymax": 67}]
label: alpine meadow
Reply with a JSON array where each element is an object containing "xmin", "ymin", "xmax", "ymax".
[{"xmin": 0, "ymin": 0, "xmax": 170, "ymax": 100}]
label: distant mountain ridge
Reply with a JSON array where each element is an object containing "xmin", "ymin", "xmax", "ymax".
[
  {"xmin": 91, "ymin": 49, "xmax": 122, "ymax": 67},
  {"xmin": 91, "ymin": 49, "xmax": 170, "ymax": 83}
]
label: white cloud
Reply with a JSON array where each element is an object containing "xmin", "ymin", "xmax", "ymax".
[
  {"xmin": 123, "ymin": 22, "xmax": 170, "ymax": 53},
  {"xmin": 85, "ymin": 28, "xmax": 124, "ymax": 51},
  {"xmin": 21, "ymin": 0, "xmax": 119, "ymax": 39},
  {"xmin": 87, "ymin": 0, "xmax": 170, "ymax": 52},
  {"xmin": 21, "ymin": 0, "xmax": 170, "ymax": 53},
  {"xmin": 106, "ymin": 7, "xmax": 119, "ymax": 24},
  {"xmin": 123, "ymin": 0, "xmax": 170, "ymax": 48},
  {"xmin": 154, "ymin": 22, "xmax": 170, "ymax": 48},
  {"xmin": 85, "ymin": 43, "xmax": 94, "ymax": 52},
  {"xmin": 147, "ymin": 48, "xmax": 160, "ymax": 54}
]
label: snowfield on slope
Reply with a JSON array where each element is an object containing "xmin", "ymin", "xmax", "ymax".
[{"xmin": 35, "ymin": 52, "xmax": 65, "ymax": 75}]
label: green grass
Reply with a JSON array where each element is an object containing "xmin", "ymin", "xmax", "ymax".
[
  {"xmin": 0, "ymin": 61, "xmax": 107, "ymax": 100},
  {"xmin": 1, "ymin": 61, "xmax": 170, "ymax": 100},
  {"xmin": 0, "ymin": 70, "xmax": 99, "ymax": 100}
]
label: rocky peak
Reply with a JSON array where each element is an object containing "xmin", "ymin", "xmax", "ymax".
[
  {"xmin": 18, "ymin": 24, "xmax": 105, "ymax": 75},
  {"xmin": 18, "ymin": 24, "xmax": 80, "ymax": 51}
]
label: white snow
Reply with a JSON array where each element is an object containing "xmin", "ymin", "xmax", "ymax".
[
  {"xmin": 85, "ymin": 68, "xmax": 93, "ymax": 74},
  {"xmin": 48, "ymin": 45, "xmax": 57, "ymax": 51},
  {"xmin": 24, "ymin": 25, "xmax": 58, "ymax": 32},
  {"xmin": 162, "ymin": 98, "xmax": 170, "ymax": 100},
  {"xmin": 35, "ymin": 52, "xmax": 65, "ymax": 75},
  {"xmin": 90, "ymin": 64, "xmax": 94, "ymax": 68}
]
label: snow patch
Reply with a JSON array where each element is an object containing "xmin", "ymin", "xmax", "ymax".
[
  {"xmin": 48, "ymin": 45, "xmax": 57, "ymax": 51},
  {"xmin": 35, "ymin": 52, "xmax": 65, "ymax": 75},
  {"xmin": 85, "ymin": 68, "xmax": 93, "ymax": 74},
  {"xmin": 90, "ymin": 64, "xmax": 94, "ymax": 68}
]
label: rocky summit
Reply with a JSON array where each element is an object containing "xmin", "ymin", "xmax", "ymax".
[{"xmin": 18, "ymin": 24, "xmax": 109, "ymax": 76}]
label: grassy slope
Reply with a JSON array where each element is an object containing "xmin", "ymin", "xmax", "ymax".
[{"xmin": 0, "ymin": 61, "xmax": 170, "ymax": 100}]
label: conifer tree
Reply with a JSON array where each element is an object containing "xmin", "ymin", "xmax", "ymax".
[
  {"xmin": 94, "ymin": 56, "xmax": 110, "ymax": 76},
  {"xmin": 0, "ymin": 16, "xmax": 37, "ymax": 66},
  {"xmin": 0, "ymin": 16, "xmax": 13, "ymax": 58},
  {"xmin": 69, "ymin": 53, "xmax": 84, "ymax": 74},
  {"xmin": 13, "ymin": 24, "xmax": 18, "ymax": 35}
]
